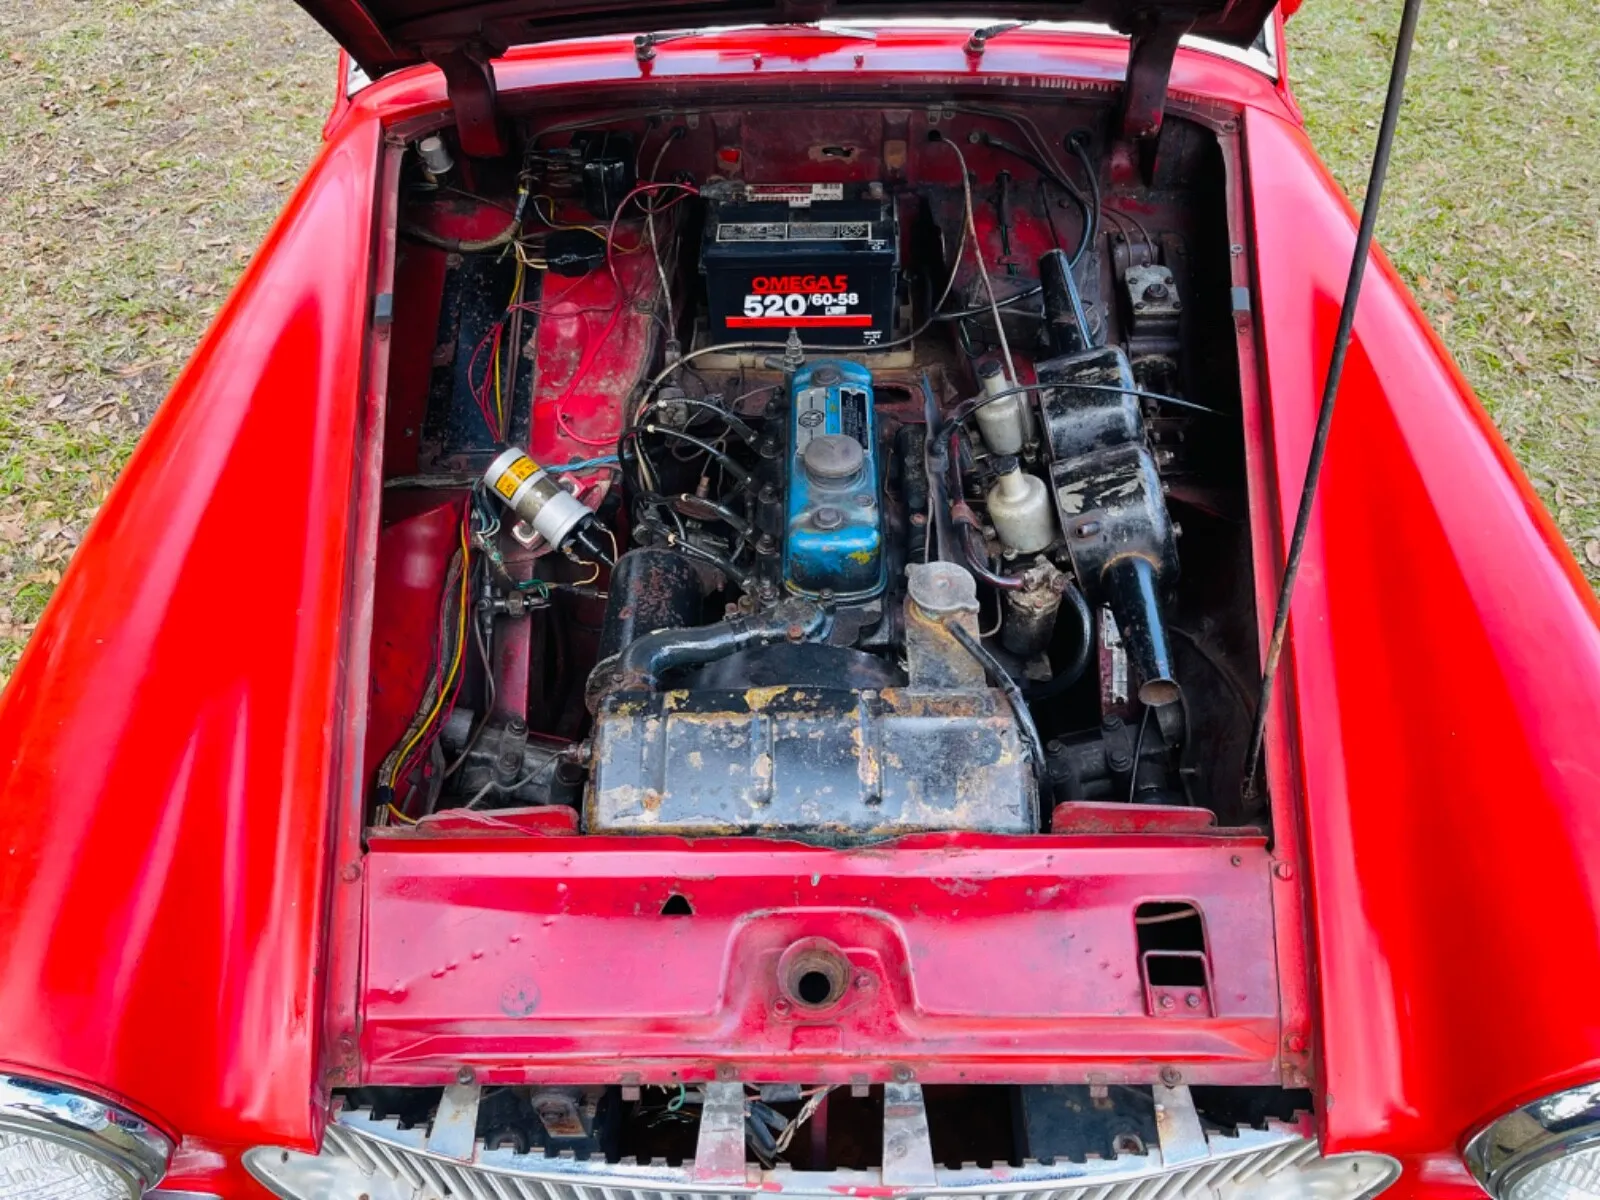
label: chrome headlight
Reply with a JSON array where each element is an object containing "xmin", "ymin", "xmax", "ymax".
[
  {"xmin": 0, "ymin": 1075, "xmax": 172, "ymax": 1199},
  {"xmin": 1467, "ymin": 1083, "xmax": 1600, "ymax": 1200}
]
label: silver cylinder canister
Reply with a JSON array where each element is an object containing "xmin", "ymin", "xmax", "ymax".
[
  {"xmin": 986, "ymin": 459, "xmax": 1055, "ymax": 555},
  {"xmin": 484, "ymin": 448, "xmax": 591, "ymax": 550},
  {"xmin": 972, "ymin": 360, "xmax": 1025, "ymax": 457}
]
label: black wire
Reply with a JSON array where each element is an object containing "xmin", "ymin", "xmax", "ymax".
[
  {"xmin": 620, "ymin": 425, "xmax": 751, "ymax": 488},
  {"xmin": 933, "ymin": 284, "xmax": 1044, "ymax": 322},
  {"xmin": 1240, "ymin": 0, "xmax": 1425, "ymax": 802},
  {"xmin": 633, "ymin": 395, "xmax": 758, "ymax": 444},
  {"xmin": 971, "ymin": 132, "xmax": 1095, "ymax": 267},
  {"xmin": 634, "ymin": 518, "xmax": 754, "ymax": 589},
  {"xmin": 1127, "ymin": 703, "xmax": 1153, "ymax": 804},
  {"xmin": 1024, "ymin": 578, "xmax": 1094, "ymax": 701},
  {"xmin": 1064, "ymin": 135, "xmax": 1102, "ymax": 264},
  {"xmin": 947, "ymin": 621, "xmax": 1049, "ymax": 807},
  {"xmin": 937, "ymin": 382, "xmax": 1222, "ymax": 450}
]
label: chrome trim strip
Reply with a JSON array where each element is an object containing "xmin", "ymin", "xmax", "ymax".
[
  {"xmin": 1466, "ymin": 1082, "xmax": 1600, "ymax": 1197},
  {"xmin": 0, "ymin": 1073, "xmax": 172, "ymax": 1194}
]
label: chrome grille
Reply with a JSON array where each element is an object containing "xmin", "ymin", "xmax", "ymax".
[
  {"xmin": 317, "ymin": 1110, "xmax": 1318, "ymax": 1200},
  {"xmin": 245, "ymin": 1085, "xmax": 1400, "ymax": 1200}
]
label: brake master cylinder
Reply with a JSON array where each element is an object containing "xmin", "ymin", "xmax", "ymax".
[{"xmin": 783, "ymin": 360, "xmax": 885, "ymax": 600}]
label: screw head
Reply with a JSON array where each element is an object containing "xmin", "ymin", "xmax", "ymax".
[
  {"xmin": 1184, "ymin": 993, "xmax": 1202, "ymax": 1009},
  {"xmin": 1159, "ymin": 994, "xmax": 1175, "ymax": 1009},
  {"xmin": 1274, "ymin": 861, "xmax": 1295, "ymax": 880},
  {"xmin": 893, "ymin": 1065, "xmax": 914, "ymax": 1083},
  {"xmin": 457, "ymin": 1066, "xmax": 476, "ymax": 1085},
  {"xmin": 1159, "ymin": 1066, "xmax": 1182, "ymax": 1087}
]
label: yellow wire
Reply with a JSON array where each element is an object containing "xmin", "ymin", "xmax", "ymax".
[
  {"xmin": 386, "ymin": 804, "xmax": 418, "ymax": 826},
  {"xmin": 492, "ymin": 336, "xmax": 503, "ymax": 436},
  {"xmin": 529, "ymin": 194, "xmax": 606, "ymax": 235},
  {"xmin": 386, "ymin": 516, "xmax": 471, "ymax": 789}
]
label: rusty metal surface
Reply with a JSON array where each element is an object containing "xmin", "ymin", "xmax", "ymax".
[
  {"xmin": 586, "ymin": 686, "xmax": 1035, "ymax": 841},
  {"xmin": 359, "ymin": 835, "xmax": 1282, "ymax": 1085}
]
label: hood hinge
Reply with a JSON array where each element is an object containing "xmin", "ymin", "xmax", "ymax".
[
  {"xmin": 427, "ymin": 43, "xmax": 509, "ymax": 158},
  {"xmin": 1118, "ymin": 14, "xmax": 1193, "ymax": 141}
]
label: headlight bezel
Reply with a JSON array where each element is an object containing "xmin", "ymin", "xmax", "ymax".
[
  {"xmin": 1466, "ymin": 1082, "xmax": 1600, "ymax": 1200},
  {"xmin": 0, "ymin": 1073, "xmax": 173, "ymax": 1198}
]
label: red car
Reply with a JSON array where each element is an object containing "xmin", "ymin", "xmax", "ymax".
[{"xmin": 2, "ymin": 0, "xmax": 1598, "ymax": 1196}]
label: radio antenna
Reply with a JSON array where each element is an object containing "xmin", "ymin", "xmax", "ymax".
[{"xmin": 1241, "ymin": 0, "xmax": 1426, "ymax": 800}]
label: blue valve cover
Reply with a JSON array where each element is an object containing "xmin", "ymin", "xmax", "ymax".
[{"xmin": 784, "ymin": 360, "xmax": 885, "ymax": 601}]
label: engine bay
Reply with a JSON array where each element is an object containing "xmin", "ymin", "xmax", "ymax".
[{"xmin": 364, "ymin": 97, "xmax": 1261, "ymax": 843}]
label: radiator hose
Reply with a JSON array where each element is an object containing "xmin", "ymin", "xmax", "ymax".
[{"xmin": 587, "ymin": 599, "xmax": 832, "ymax": 709}]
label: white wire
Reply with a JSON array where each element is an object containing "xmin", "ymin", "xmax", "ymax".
[
  {"xmin": 934, "ymin": 135, "xmax": 1017, "ymax": 386},
  {"xmin": 645, "ymin": 133, "xmax": 677, "ymax": 321},
  {"xmin": 772, "ymin": 1085, "xmax": 834, "ymax": 1155}
]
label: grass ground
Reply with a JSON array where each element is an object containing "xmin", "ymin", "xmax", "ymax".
[{"xmin": 0, "ymin": 0, "xmax": 1595, "ymax": 682}]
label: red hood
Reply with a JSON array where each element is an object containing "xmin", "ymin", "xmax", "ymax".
[{"xmin": 295, "ymin": 0, "xmax": 1280, "ymax": 76}]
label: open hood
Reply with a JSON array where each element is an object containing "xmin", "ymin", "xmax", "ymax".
[{"xmin": 300, "ymin": 0, "xmax": 1279, "ymax": 78}]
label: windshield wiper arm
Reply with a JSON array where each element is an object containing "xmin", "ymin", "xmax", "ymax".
[
  {"xmin": 636, "ymin": 23, "xmax": 876, "ymax": 62},
  {"xmin": 966, "ymin": 21, "xmax": 1032, "ymax": 55}
]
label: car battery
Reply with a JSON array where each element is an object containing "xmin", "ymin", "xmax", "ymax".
[{"xmin": 700, "ymin": 187, "xmax": 899, "ymax": 348}]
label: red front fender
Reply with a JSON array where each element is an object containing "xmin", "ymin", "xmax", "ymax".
[
  {"xmin": 1245, "ymin": 106, "xmax": 1600, "ymax": 1159},
  {"xmin": 0, "ymin": 109, "xmax": 382, "ymax": 1149}
]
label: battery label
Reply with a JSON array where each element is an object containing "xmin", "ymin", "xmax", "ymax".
[
  {"xmin": 717, "ymin": 221, "xmax": 872, "ymax": 243},
  {"xmin": 729, "ymin": 271, "xmax": 868, "ymax": 328},
  {"xmin": 741, "ymin": 182, "xmax": 845, "ymax": 207}
]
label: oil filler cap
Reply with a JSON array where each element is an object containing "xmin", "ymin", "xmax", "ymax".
[{"xmin": 802, "ymin": 433, "xmax": 865, "ymax": 482}]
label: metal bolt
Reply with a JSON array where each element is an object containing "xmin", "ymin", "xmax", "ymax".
[
  {"xmin": 1159, "ymin": 1066, "xmax": 1183, "ymax": 1087},
  {"xmin": 457, "ymin": 1066, "xmax": 476, "ymax": 1085},
  {"xmin": 854, "ymin": 52, "xmax": 865, "ymax": 66},
  {"xmin": 1274, "ymin": 861, "xmax": 1295, "ymax": 880},
  {"xmin": 1074, "ymin": 520, "xmax": 1102, "ymax": 538},
  {"xmin": 1286, "ymin": 1033, "xmax": 1307, "ymax": 1052},
  {"xmin": 1144, "ymin": 281, "xmax": 1170, "ymax": 301},
  {"xmin": 815, "ymin": 506, "xmax": 844, "ymax": 531},
  {"xmin": 910, "ymin": 512, "xmax": 927, "ymax": 526},
  {"xmin": 893, "ymin": 1065, "xmax": 914, "ymax": 1083},
  {"xmin": 717, "ymin": 1063, "xmax": 738, "ymax": 1080},
  {"xmin": 1159, "ymin": 994, "xmax": 1175, "ymax": 1009},
  {"xmin": 774, "ymin": 998, "xmax": 792, "ymax": 1016},
  {"xmin": 340, "ymin": 862, "xmax": 362, "ymax": 883},
  {"xmin": 1230, "ymin": 855, "xmax": 1243, "ymax": 867},
  {"xmin": 787, "ymin": 624, "xmax": 805, "ymax": 642},
  {"xmin": 1184, "ymin": 993, "xmax": 1202, "ymax": 1009}
]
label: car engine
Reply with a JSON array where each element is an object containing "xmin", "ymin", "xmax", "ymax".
[{"xmin": 367, "ymin": 99, "xmax": 1262, "ymax": 840}]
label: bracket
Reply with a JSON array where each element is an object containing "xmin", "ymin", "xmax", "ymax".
[{"xmin": 427, "ymin": 45, "xmax": 509, "ymax": 158}]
